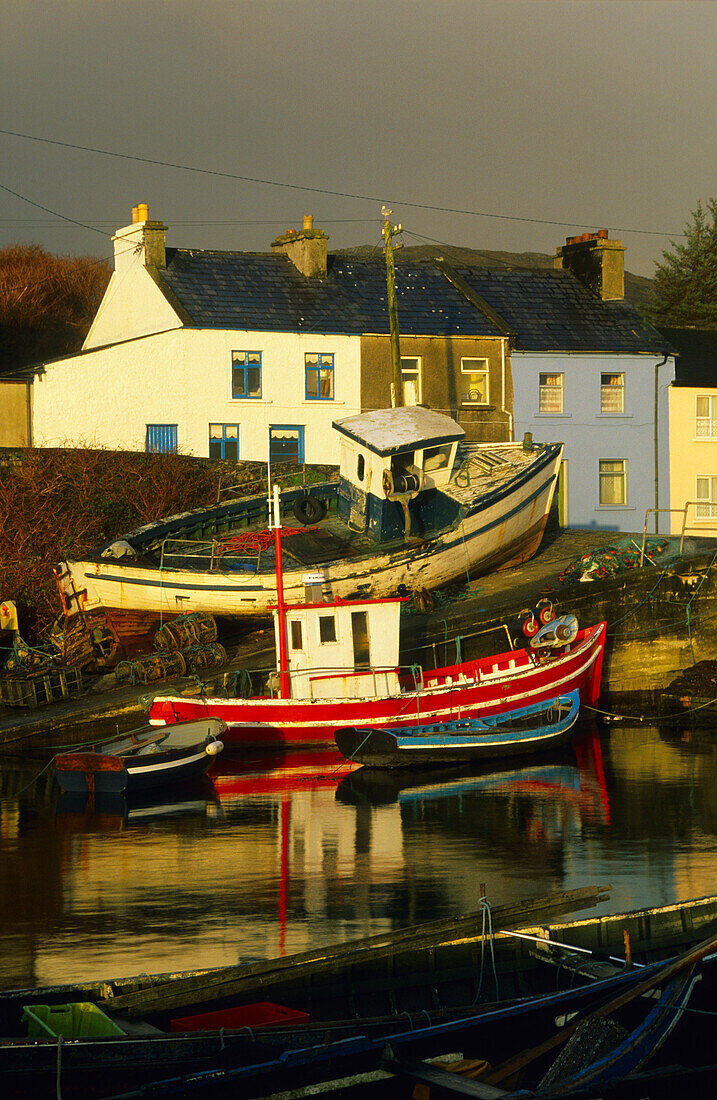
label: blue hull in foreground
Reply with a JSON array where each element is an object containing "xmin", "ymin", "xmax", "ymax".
[{"xmin": 335, "ymin": 690, "xmax": 581, "ymax": 767}]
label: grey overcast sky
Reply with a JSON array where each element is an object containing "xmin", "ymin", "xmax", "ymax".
[{"xmin": 1, "ymin": 0, "xmax": 715, "ymax": 276}]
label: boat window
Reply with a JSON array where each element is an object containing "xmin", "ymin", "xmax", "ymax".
[
  {"xmin": 357, "ymin": 454, "xmax": 365, "ymax": 482},
  {"xmin": 290, "ymin": 620, "xmax": 303, "ymax": 650},
  {"xmin": 319, "ymin": 614, "xmax": 337, "ymax": 644},
  {"xmin": 351, "ymin": 610, "xmax": 370, "ymax": 668},
  {"xmin": 422, "ymin": 445, "xmax": 452, "ymax": 473}
]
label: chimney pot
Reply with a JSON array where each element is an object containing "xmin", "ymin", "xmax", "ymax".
[
  {"xmin": 137, "ymin": 202, "xmax": 149, "ymax": 222},
  {"xmin": 597, "ymin": 229, "xmax": 608, "ymax": 239},
  {"xmin": 303, "ymin": 214, "xmax": 314, "ymax": 232},
  {"xmin": 131, "ymin": 207, "xmax": 139, "ymax": 224}
]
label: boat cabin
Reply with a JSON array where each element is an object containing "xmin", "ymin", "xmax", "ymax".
[
  {"xmin": 275, "ymin": 595, "xmax": 405, "ymax": 700},
  {"xmin": 333, "ymin": 407, "xmax": 465, "ymax": 541}
]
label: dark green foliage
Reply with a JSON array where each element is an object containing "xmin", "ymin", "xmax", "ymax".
[{"xmin": 648, "ymin": 199, "xmax": 717, "ymax": 326}]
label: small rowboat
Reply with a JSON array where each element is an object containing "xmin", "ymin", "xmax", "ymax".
[
  {"xmin": 335, "ymin": 690, "xmax": 581, "ymax": 767},
  {"xmin": 53, "ymin": 719, "xmax": 226, "ymax": 795}
]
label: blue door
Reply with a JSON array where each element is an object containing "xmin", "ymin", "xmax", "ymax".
[
  {"xmin": 269, "ymin": 425, "xmax": 304, "ymax": 466},
  {"xmin": 146, "ymin": 424, "xmax": 178, "ymax": 453}
]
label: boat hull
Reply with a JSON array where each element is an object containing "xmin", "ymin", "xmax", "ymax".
[
  {"xmin": 334, "ymin": 691, "xmax": 581, "ymax": 766},
  {"xmin": 149, "ymin": 624, "xmax": 606, "ymax": 748},
  {"xmin": 57, "ymin": 444, "xmax": 562, "ymax": 625}
]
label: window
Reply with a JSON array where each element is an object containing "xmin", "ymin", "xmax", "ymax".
[
  {"xmin": 232, "ymin": 351, "xmax": 261, "ymax": 399},
  {"xmin": 319, "ymin": 614, "xmax": 337, "ymax": 644},
  {"xmin": 423, "ymin": 444, "xmax": 452, "ymax": 473},
  {"xmin": 209, "ymin": 424, "xmax": 239, "ymax": 460},
  {"xmin": 305, "ymin": 353, "xmax": 334, "ymax": 400},
  {"xmin": 146, "ymin": 424, "xmax": 178, "ymax": 453},
  {"xmin": 400, "ymin": 357, "xmax": 421, "ymax": 405},
  {"xmin": 539, "ymin": 373, "xmax": 563, "ymax": 413},
  {"xmin": 696, "ymin": 477, "xmax": 717, "ymax": 519},
  {"xmin": 696, "ymin": 395, "xmax": 717, "ymax": 438},
  {"xmin": 351, "ymin": 610, "xmax": 370, "ymax": 667},
  {"xmin": 599, "ymin": 459, "xmax": 627, "ymax": 506},
  {"xmin": 270, "ymin": 425, "xmax": 304, "ymax": 465},
  {"xmin": 357, "ymin": 454, "xmax": 365, "ymax": 482},
  {"xmin": 290, "ymin": 620, "xmax": 303, "ymax": 650},
  {"xmin": 601, "ymin": 373, "xmax": 624, "ymax": 414},
  {"xmin": 460, "ymin": 358, "xmax": 489, "ymax": 405}
]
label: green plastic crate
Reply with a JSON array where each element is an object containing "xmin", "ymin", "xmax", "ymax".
[{"xmin": 23, "ymin": 1002, "xmax": 124, "ymax": 1039}]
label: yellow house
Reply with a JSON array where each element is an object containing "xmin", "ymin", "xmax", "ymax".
[{"xmin": 664, "ymin": 328, "xmax": 717, "ymax": 537}]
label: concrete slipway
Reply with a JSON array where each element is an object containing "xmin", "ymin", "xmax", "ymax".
[{"xmin": 2, "ymin": 526, "xmax": 717, "ymax": 754}]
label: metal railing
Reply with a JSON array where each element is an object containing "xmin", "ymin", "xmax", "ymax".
[{"xmin": 641, "ymin": 504, "xmax": 717, "ymax": 564}]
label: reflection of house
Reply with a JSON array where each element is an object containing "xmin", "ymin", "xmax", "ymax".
[
  {"xmin": 457, "ymin": 234, "xmax": 675, "ymax": 532},
  {"xmin": 661, "ymin": 327, "xmax": 717, "ymax": 536},
  {"xmin": 32, "ymin": 207, "xmax": 513, "ymax": 465}
]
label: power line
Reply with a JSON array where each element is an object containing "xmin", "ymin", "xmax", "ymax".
[{"xmin": 0, "ymin": 127, "xmax": 685, "ymax": 239}]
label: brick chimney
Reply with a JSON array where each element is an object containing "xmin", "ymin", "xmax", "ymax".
[
  {"xmin": 554, "ymin": 230, "xmax": 625, "ymax": 301},
  {"xmin": 112, "ymin": 203, "xmax": 167, "ymax": 274},
  {"xmin": 272, "ymin": 215, "xmax": 328, "ymax": 278}
]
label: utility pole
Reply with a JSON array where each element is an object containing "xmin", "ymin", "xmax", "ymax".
[{"xmin": 382, "ymin": 206, "xmax": 403, "ymax": 407}]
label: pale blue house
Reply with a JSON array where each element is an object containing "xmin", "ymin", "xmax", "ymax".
[{"xmin": 456, "ymin": 234, "xmax": 675, "ymax": 532}]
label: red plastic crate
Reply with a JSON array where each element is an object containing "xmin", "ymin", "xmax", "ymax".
[{"xmin": 170, "ymin": 1000, "xmax": 310, "ymax": 1032}]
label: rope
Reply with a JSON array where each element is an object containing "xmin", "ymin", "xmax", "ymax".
[
  {"xmin": 473, "ymin": 896, "xmax": 500, "ymax": 1004},
  {"xmin": 55, "ymin": 1034, "xmax": 63, "ymax": 1100},
  {"xmin": 0, "ymin": 757, "xmax": 55, "ymax": 803}
]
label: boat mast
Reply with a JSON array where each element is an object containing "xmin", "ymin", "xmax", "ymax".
[
  {"xmin": 382, "ymin": 206, "xmax": 404, "ymax": 407},
  {"xmin": 272, "ymin": 484, "xmax": 291, "ymax": 699}
]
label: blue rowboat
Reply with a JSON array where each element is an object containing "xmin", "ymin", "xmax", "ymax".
[{"xmin": 335, "ymin": 690, "xmax": 581, "ymax": 767}]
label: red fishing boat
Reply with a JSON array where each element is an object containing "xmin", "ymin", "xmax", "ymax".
[{"xmin": 148, "ymin": 485, "xmax": 606, "ymax": 749}]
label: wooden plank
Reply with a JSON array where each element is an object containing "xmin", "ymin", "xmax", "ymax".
[
  {"xmin": 100, "ymin": 885, "xmax": 611, "ymax": 1017},
  {"xmin": 381, "ymin": 1046, "xmax": 509, "ymax": 1097}
]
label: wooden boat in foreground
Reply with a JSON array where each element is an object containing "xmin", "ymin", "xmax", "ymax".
[
  {"xmin": 2, "ymin": 890, "xmax": 717, "ymax": 1098},
  {"xmin": 53, "ymin": 718, "xmax": 226, "ymax": 794},
  {"xmin": 55, "ymin": 407, "xmax": 562, "ymax": 645},
  {"xmin": 334, "ymin": 690, "xmax": 581, "ymax": 766}
]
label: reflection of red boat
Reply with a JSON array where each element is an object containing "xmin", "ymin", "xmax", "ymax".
[
  {"xmin": 211, "ymin": 749, "xmax": 357, "ymax": 799},
  {"xmin": 150, "ymin": 598, "xmax": 606, "ymax": 750}
]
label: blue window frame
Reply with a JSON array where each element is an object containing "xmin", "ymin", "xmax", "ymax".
[
  {"xmin": 209, "ymin": 423, "xmax": 239, "ymax": 460},
  {"xmin": 232, "ymin": 351, "xmax": 262, "ymax": 399},
  {"xmin": 305, "ymin": 353, "xmax": 334, "ymax": 400},
  {"xmin": 146, "ymin": 424, "xmax": 178, "ymax": 453},
  {"xmin": 270, "ymin": 425, "xmax": 304, "ymax": 466}
]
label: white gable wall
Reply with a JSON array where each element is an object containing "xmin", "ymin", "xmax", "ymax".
[
  {"xmin": 33, "ymin": 328, "xmax": 361, "ymax": 464},
  {"xmin": 84, "ymin": 252, "xmax": 183, "ymax": 348}
]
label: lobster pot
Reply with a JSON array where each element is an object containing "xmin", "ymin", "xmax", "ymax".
[
  {"xmin": 115, "ymin": 651, "xmax": 187, "ymax": 685},
  {"xmin": 184, "ymin": 643, "xmax": 227, "ymax": 675},
  {"xmin": 153, "ymin": 614, "xmax": 218, "ymax": 653}
]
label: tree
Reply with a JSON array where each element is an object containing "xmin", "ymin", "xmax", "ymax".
[
  {"xmin": 0, "ymin": 244, "xmax": 110, "ymax": 375},
  {"xmin": 648, "ymin": 199, "xmax": 717, "ymax": 327}
]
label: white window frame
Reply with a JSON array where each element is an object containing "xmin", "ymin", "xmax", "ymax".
[
  {"xmin": 539, "ymin": 372, "xmax": 564, "ymax": 414},
  {"xmin": 460, "ymin": 358, "xmax": 490, "ymax": 406},
  {"xmin": 696, "ymin": 476, "xmax": 717, "ymax": 519},
  {"xmin": 599, "ymin": 459, "xmax": 627, "ymax": 507},
  {"xmin": 400, "ymin": 357, "xmax": 422, "ymax": 405},
  {"xmin": 696, "ymin": 395, "xmax": 717, "ymax": 439},
  {"xmin": 600, "ymin": 372, "xmax": 625, "ymax": 414}
]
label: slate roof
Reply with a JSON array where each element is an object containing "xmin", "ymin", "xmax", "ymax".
[
  {"xmin": 658, "ymin": 327, "xmax": 717, "ymax": 387},
  {"xmin": 159, "ymin": 250, "xmax": 505, "ymax": 337},
  {"xmin": 157, "ymin": 248, "xmax": 670, "ymax": 354},
  {"xmin": 455, "ymin": 268, "xmax": 670, "ymax": 354}
]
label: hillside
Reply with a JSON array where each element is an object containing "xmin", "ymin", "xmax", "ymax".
[{"xmin": 333, "ymin": 243, "xmax": 653, "ymax": 311}]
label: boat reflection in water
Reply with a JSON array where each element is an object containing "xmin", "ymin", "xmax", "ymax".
[
  {"xmin": 337, "ymin": 724, "xmax": 610, "ymax": 827},
  {"xmin": 54, "ymin": 778, "xmax": 221, "ymax": 830}
]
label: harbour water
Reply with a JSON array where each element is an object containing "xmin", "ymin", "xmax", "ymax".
[{"xmin": 1, "ymin": 716, "xmax": 716, "ymax": 992}]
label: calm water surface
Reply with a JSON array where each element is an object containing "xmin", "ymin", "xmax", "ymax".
[{"xmin": 1, "ymin": 718, "xmax": 716, "ymax": 990}]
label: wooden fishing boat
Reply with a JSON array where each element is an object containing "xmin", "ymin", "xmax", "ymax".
[
  {"xmin": 55, "ymin": 408, "xmax": 563, "ymax": 647},
  {"xmin": 335, "ymin": 690, "xmax": 581, "ymax": 766},
  {"xmin": 52, "ymin": 718, "xmax": 226, "ymax": 794},
  {"xmin": 148, "ymin": 592, "xmax": 605, "ymax": 748},
  {"xmin": 3, "ymin": 891, "xmax": 717, "ymax": 1099}
]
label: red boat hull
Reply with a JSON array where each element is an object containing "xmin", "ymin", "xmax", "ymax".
[{"xmin": 149, "ymin": 623, "xmax": 606, "ymax": 749}]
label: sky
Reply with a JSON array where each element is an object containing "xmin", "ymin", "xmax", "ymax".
[{"xmin": 2, "ymin": 0, "xmax": 715, "ymax": 278}]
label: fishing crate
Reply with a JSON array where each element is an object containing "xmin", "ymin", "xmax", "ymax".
[
  {"xmin": 23, "ymin": 1002, "xmax": 125, "ymax": 1039},
  {"xmin": 0, "ymin": 667, "xmax": 84, "ymax": 708}
]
